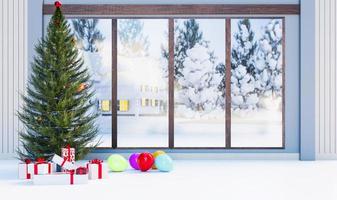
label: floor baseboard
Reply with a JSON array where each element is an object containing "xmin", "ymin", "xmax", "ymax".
[
  {"xmin": 86, "ymin": 153, "xmax": 300, "ymax": 160},
  {"xmin": 0, "ymin": 152, "xmax": 300, "ymax": 160},
  {"xmin": 0, "ymin": 154, "xmax": 17, "ymax": 160},
  {"xmin": 316, "ymin": 154, "xmax": 337, "ymax": 160}
]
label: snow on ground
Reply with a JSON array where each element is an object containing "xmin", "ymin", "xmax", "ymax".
[
  {"xmin": 1, "ymin": 160, "xmax": 337, "ymax": 200},
  {"xmin": 96, "ymin": 110, "xmax": 281, "ymax": 148}
]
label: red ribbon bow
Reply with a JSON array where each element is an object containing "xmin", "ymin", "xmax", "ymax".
[
  {"xmin": 24, "ymin": 159, "xmax": 31, "ymax": 164},
  {"xmin": 89, "ymin": 159, "xmax": 103, "ymax": 164},
  {"xmin": 76, "ymin": 167, "xmax": 88, "ymax": 175},
  {"xmin": 35, "ymin": 157, "xmax": 45, "ymax": 163}
]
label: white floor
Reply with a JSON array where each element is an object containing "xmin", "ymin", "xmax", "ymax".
[{"xmin": 1, "ymin": 160, "xmax": 337, "ymax": 200}]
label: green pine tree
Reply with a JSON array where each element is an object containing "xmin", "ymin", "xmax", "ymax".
[{"xmin": 17, "ymin": 4, "xmax": 99, "ymax": 161}]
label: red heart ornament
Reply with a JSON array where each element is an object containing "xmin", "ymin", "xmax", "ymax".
[{"xmin": 137, "ymin": 153, "xmax": 154, "ymax": 172}]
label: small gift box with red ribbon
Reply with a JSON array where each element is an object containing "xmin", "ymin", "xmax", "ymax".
[
  {"xmin": 18, "ymin": 159, "xmax": 34, "ymax": 179},
  {"xmin": 18, "ymin": 158, "xmax": 53, "ymax": 179},
  {"xmin": 33, "ymin": 158, "xmax": 53, "ymax": 175},
  {"xmin": 33, "ymin": 167, "xmax": 88, "ymax": 185},
  {"xmin": 61, "ymin": 145, "xmax": 75, "ymax": 164},
  {"xmin": 87, "ymin": 159, "xmax": 108, "ymax": 180},
  {"xmin": 51, "ymin": 154, "xmax": 76, "ymax": 171}
]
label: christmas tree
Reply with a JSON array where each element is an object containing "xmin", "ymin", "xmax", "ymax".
[
  {"xmin": 17, "ymin": 1, "xmax": 98, "ymax": 161},
  {"xmin": 231, "ymin": 19, "xmax": 258, "ymax": 110}
]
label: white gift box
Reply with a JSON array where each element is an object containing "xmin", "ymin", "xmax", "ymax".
[
  {"xmin": 51, "ymin": 154, "xmax": 76, "ymax": 170},
  {"xmin": 18, "ymin": 162, "xmax": 34, "ymax": 179},
  {"xmin": 18, "ymin": 162, "xmax": 53, "ymax": 179},
  {"xmin": 87, "ymin": 162, "xmax": 108, "ymax": 180},
  {"xmin": 33, "ymin": 172, "xmax": 88, "ymax": 185},
  {"xmin": 33, "ymin": 162, "xmax": 52, "ymax": 175}
]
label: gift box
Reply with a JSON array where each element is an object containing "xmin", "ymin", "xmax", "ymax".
[
  {"xmin": 33, "ymin": 170, "xmax": 88, "ymax": 185},
  {"xmin": 61, "ymin": 145, "xmax": 75, "ymax": 164},
  {"xmin": 87, "ymin": 159, "xmax": 108, "ymax": 180},
  {"xmin": 33, "ymin": 158, "xmax": 52, "ymax": 175},
  {"xmin": 51, "ymin": 154, "xmax": 76, "ymax": 170},
  {"xmin": 18, "ymin": 158, "xmax": 53, "ymax": 179},
  {"xmin": 18, "ymin": 159, "xmax": 34, "ymax": 179}
]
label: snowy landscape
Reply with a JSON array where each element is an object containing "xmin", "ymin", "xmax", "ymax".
[
  {"xmin": 43, "ymin": 17, "xmax": 283, "ymax": 148},
  {"xmin": 173, "ymin": 19, "xmax": 226, "ymax": 147},
  {"xmin": 230, "ymin": 18, "xmax": 283, "ymax": 147}
]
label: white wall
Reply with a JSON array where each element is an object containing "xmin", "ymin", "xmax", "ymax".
[
  {"xmin": 315, "ymin": 0, "xmax": 337, "ymax": 159},
  {"xmin": 0, "ymin": 0, "xmax": 27, "ymax": 158}
]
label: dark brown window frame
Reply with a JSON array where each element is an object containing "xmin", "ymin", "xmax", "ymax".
[{"xmin": 43, "ymin": 4, "xmax": 298, "ymax": 150}]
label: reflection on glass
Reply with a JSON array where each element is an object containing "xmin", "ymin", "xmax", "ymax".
[
  {"xmin": 173, "ymin": 19, "xmax": 226, "ymax": 147},
  {"xmin": 117, "ymin": 19, "xmax": 168, "ymax": 147},
  {"xmin": 230, "ymin": 18, "xmax": 283, "ymax": 147}
]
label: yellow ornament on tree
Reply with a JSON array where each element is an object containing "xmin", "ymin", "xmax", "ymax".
[
  {"xmin": 77, "ymin": 83, "xmax": 87, "ymax": 92},
  {"xmin": 36, "ymin": 116, "xmax": 42, "ymax": 123}
]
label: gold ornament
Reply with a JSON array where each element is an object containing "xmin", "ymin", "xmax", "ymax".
[
  {"xmin": 37, "ymin": 116, "xmax": 42, "ymax": 123},
  {"xmin": 77, "ymin": 83, "xmax": 87, "ymax": 92}
]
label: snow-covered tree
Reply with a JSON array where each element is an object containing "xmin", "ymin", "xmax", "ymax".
[
  {"xmin": 118, "ymin": 19, "xmax": 149, "ymax": 57},
  {"xmin": 161, "ymin": 19, "xmax": 224, "ymax": 112},
  {"xmin": 162, "ymin": 19, "xmax": 206, "ymax": 79},
  {"xmin": 231, "ymin": 19, "xmax": 258, "ymax": 110},
  {"xmin": 72, "ymin": 19, "xmax": 104, "ymax": 52},
  {"xmin": 254, "ymin": 19, "xmax": 283, "ymax": 98},
  {"xmin": 177, "ymin": 44, "xmax": 222, "ymax": 113}
]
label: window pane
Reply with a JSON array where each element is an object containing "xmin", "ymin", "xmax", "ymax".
[
  {"xmin": 117, "ymin": 19, "xmax": 168, "ymax": 147},
  {"xmin": 230, "ymin": 19, "xmax": 283, "ymax": 147},
  {"xmin": 174, "ymin": 19, "xmax": 226, "ymax": 147},
  {"xmin": 71, "ymin": 19, "xmax": 113, "ymax": 147}
]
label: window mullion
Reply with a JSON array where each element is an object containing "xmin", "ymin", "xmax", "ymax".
[
  {"xmin": 168, "ymin": 18, "xmax": 175, "ymax": 148},
  {"xmin": 225, "ymin": 18, "xmax": 231, "ymax": 148}
]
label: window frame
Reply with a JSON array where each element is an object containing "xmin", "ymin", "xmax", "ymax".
[{"xmin": 43, "ymin": 4, "xmax": 299, "ymax": 149}]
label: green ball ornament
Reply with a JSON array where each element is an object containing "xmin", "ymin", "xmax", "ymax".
[{"xmin": 107, "ymin": 154, "xmax": 128, "ymax": 172}]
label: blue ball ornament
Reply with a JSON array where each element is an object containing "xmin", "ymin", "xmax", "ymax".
[{"xmin": 155, "ymin": 154, "xmax": 173, "ymax": 172}]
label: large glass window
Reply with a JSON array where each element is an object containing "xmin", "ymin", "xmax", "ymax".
[
  {"xmin": 230, "ymin": 18, "xmax": 283, "ymax": 147},
  {"xmin": 43, "ymin": 15, "xmax": 285, "ymax": 149},
  {"xmin": 174, "ymin": 19, "xmax": 226, "ymax": 147},
  {"xmin": 117, "ymin": 19, "xmax": 169, "ymax": 147}
]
